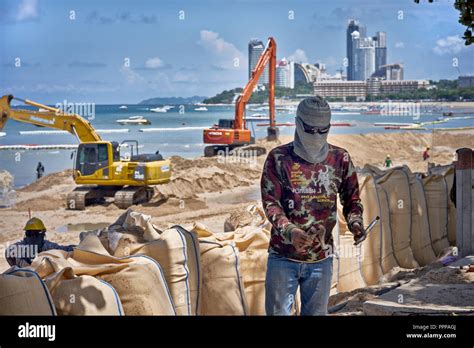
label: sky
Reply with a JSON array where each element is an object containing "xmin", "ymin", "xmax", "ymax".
[{"xmin": 0, "ymin": 0, "xmax": 473, "ymax": 104}]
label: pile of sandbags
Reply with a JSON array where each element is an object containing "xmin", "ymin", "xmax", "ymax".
[
  {"xmin": 0, "ymin": 208, "xmax": 271, "ymax": 316},
  {"xmin": 334, "ymin": 164, "xmax": 456, "ymax": 293}
]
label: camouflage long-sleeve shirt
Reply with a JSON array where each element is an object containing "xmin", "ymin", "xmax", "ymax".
[{"xmin": 261, "ymin": 142, "xmax": 363, "ymax": 262}]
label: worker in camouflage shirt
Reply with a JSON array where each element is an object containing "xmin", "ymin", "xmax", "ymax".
[{"xmin": 261, "ymin": 96, "xmax": 364, "ymax": 316}]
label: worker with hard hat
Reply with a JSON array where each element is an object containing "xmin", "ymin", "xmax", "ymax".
[
  {"xmin": 384, "ymin": 154, "xmax": 392, "ymax": 168},
  {"xmin": 5, "ymin": 217, "xmax": 75, "ymax": 268}
]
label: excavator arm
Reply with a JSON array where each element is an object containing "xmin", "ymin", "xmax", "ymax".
[
  {"xmin": 234, "ymin": 37, "xmax": 276, "ymax": 130},
  {"xmin": 0, "ymin": 95, "xmax": 101, "ymax": 143}
]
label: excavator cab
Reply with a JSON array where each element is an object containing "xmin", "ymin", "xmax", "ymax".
[{"xmin": 75, "ymin": 142, "xmax": 118, "ymax": 177}]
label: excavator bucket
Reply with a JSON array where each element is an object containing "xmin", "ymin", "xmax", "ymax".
[{"xmin": 0, "ymin": 95, "xmax": 13, "ymax": 131}]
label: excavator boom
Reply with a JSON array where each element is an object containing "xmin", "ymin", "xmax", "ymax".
[
  {"xmin": 0, "ymin": 95, "xmax": 101, "ymax": 143},
  {"xmin": 235, "ymin": 37, "xmax": 276, "ymax": 130},
  {"xmin": 203, "ymin": 37, "xmax": 278, "ymax": 155}
]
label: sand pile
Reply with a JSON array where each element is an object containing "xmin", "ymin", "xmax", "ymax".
[
  {"xmin": 18, "ymin": 170, "xmax": 74, "ymax": 193},
  {"xmin": 154, "ymin": 155, "xmax": 263, "ymax": 200}
]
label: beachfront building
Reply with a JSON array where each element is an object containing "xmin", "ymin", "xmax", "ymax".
[
  {"xmin": 248, "ymin": 39, "xmax": 268, "ymax": 85},
  {"xmin": 294, "ymin": 62, "xmax": 325, "ymax": 84},
  {"xmin": 458, "ymin": 75, "xmax": 474, "ymax": 88},
  {"xmin": 314, "ymin": 80, "xmax": 367, "ymax": 100},
  {"xmin": 276, "ymin": 58, "xmax": 295, "ymax": 89},
  {"xmin": 379, "ymin": 80, "xmax": 429, "ymax": 94},
  {"xmin": 314, "ymin": 79, "xmax": 429, "ymax": 100}
]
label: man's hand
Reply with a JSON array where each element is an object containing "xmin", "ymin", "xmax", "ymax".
[
  {"xmin": 351, "ymin": 222, "xmax": 365, "ymax": 244},
  {"xmin": 290, "ymin": 228, "xmax": 312, "ymax": 252}
]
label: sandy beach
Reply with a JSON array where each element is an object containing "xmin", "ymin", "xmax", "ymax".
[{"xmin": 1, "ymin": 129, "xmax": 473, "ymax": 274}]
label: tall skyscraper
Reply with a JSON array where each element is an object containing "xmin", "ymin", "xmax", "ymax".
[
  {"xmin": 374, "ymin": 31, "xmax": 387, "ymax": 75},
  {"xmin": 346, "ymin": 19, "xmax": 360, "ymax": 81},
  {"xmin": 354, "ymin": 37, "xmax": 376, "ymax": 81},
  {"xmin": 248, "ymin": 39, "xmax": 268, "ymax": 85}
]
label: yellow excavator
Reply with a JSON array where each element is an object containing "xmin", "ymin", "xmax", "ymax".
[{"xmin": 0, "ymin": 95, "xmax": 171, "ymax": 210}]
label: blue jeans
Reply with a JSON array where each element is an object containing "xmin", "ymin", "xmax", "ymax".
[{"xmin": 265, "ymin": 252, "xmax": 333, "ymax": 316}]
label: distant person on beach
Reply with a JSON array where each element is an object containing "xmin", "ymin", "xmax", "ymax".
[
  {"xmin": 423, "ymin": 147, "xmax": 430, "ymax": 161},
  {"xmin": 36, "ymin": 162, "xmax": 44, "ymax": 180},
  {"xmin": 5, "ymin": 217, "xmax": 75, "ymax": 268},
  {"xmin": 261, "ymin": 96, "xmax": 365, "ymax": 316},
  {"xmin": 384, "ymin": 154, "xmax": 392, "ymax": 168}
]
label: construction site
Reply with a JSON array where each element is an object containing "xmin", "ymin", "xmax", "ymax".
[
  {"xmin": 0, "ymin": 125, "xmax": 473, "ymax": 316},
  {"xmin": 0, "ymin": 9, "xmax": 473, "ymax": 347}
]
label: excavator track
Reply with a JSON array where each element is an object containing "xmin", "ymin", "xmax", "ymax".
[
  {"xmin": 114, "ymin": 186, "xmax": 155, "ymax": 209},
  {"xmin": 66, "ymin": 186, "xmax": 104, "ymax": 211}
]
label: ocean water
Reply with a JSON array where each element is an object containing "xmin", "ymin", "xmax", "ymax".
[{"xmin": 1, "ymin": 104, "xmax": 473, "ymax": 187}]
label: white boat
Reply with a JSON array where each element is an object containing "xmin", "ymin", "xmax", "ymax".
[
  {"xmin": 150, "ymin": 106, "xmax": 168, "ymax": 113},
  {"xmin": 0, "ymin": 132, "xmax": 6, "ymax": 137},
  {"xmin": 194, "ymin": 107, "xmax": 208, "ymax": 111},
  {"xmin": 245, "ymin": 113, "xmax": 269, "ymax": 121},
  {"xmin": 116, "ymin": 116, "xmax": 151, "ymax": 125},
  {"xmin": 119, "ymin": 105, "xmax": 128, "ymax": 109}
]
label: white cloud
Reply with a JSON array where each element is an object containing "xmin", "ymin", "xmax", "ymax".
[
  {"xmin": 288, "ymin": 49, "xmax": 309, "ymax": 63},
  {"xmin": 173, "ymin": 71, "xmax": 198, "ymax": 83},
  {"xmin": 198, "ymin": 30, "xmax": 244, "ymax": 70},
  {"xmin": 395, "ymin": 42, "xmax": 405, "ymax": 48},
  {"xmin": 433, "ymin": 35, "xmax": 465, "ymax": 55},
  {"xmin": 145, "ymin": 57, "xmax": 165, "ymax": 69},
  {"xmin": 120, "ymin": 66, "xmax": 145, "ymax": 84},
  {"xmin": 16, "ymin": 0, "xmax": 38, "ymax": 21}
]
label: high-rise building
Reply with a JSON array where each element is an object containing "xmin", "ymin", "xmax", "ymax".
[
  {"xmin": 346, "ymin": 19, "xmax": 360, "ymax": 81},
  {"xmin": 374, "ymin": 32, "xmax": 387, "ymax": 75},
  {"xmin": 276, "ymin": 58, "xmax": 295, "ymax": 89},
  {"xmin": 348, "ymin": 21, "xmax": 389, "ymax": 81},
  {"xmin": 354, "ymin": 36, "xmax": 376, "ymax": 81},
  {"xmin": 248, "ymin": 39, "xmax": 268, "ymax": 85}
]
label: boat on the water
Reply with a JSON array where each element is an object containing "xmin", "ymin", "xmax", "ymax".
[
  {"xmin": 119, "ymin": 105, "xmax": 128, "ymax": 109},
  {"xmin": 150, "ymin": 105, "xmax": 174, "ymax": 113},
  {"xmin": 150, "ymin": 106, "xmax": 168, "ymax": 113},
  {"xmin": 245, "ymin": 113, "xmax": 269, "ymax": 121},
  {"xmin": 116, "ymin": 116, "xmax": 151, "ymax": 125},
  {"xmin": 194, "ymin": 107, "xmax": 208, "ymax": 111}
]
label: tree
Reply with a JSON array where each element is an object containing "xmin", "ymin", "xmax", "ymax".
[{"xmin": 415, "ymin": 0, "xmax": 473, "ymax": 45}]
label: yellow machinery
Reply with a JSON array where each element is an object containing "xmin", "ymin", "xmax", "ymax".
[{"xmin": 0, "ymin": 95, "xmax": 171, "ymax": 209}]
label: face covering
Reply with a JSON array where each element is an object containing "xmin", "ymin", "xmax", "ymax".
[
  {"xmin": 293, "ymin": 118, "xmax": 329, "ymax": 163},
  {"xmin": 292, "ymin": 96, "xmax": 332, "ymax": 164}
]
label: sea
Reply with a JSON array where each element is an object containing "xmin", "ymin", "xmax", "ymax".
[{"xmin": 1, "ymin": 103, "xmax": 473, "ymax": 188}]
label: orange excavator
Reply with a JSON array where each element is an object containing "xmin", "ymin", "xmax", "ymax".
[{"xmin": 203, "ymin": 37, "xmax": 279, "ymax": 157}]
